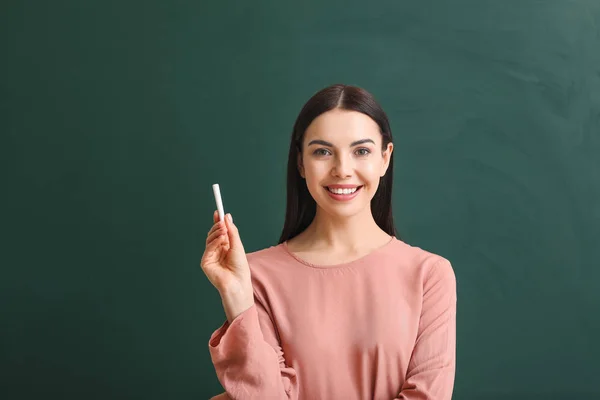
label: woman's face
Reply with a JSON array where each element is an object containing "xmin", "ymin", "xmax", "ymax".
[{"xmin": 298, "ymin": 108, "xmax": 393, "ymax": 220}]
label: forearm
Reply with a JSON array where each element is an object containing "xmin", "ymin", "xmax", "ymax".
[
  {"xmin": 219, "ymin": 284, "xmax": 254, "ymax": 323},
  {"xmin": 209, "ymin": 302, "xmax": 298, "ymax": 399}
]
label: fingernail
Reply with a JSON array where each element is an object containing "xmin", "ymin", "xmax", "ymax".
[{"xmin": 227, "ymin": 213, "xmax": 233, "ymax": 223}]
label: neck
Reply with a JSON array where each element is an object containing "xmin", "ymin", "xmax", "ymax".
[{"xmin": 301, "ymin": 206, "xmax": 391, "ymax": 252}]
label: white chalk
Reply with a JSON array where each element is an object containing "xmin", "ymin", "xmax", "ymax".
[{"xmin": 212, "ymin": 183, "xmax": 225, "ymax": 222}]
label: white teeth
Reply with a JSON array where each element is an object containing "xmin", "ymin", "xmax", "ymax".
[{"xmin": 328, "ymin": 187, "xmax": 358, "ymax": 195}]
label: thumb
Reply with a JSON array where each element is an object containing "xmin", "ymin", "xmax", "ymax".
[{"xmin": 225, "ymin": 213, "xmax": 244, "ymax": 251}]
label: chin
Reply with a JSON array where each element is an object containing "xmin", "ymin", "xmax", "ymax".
[
  {"xmin": 309, "ymin": 186, "xmax": 372, "ymax": 217},
  {"xmin": 318, "ymin": 200, "xmax": 370, "ymax": 219}
]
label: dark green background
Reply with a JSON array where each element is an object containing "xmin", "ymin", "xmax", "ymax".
[{"xmin": 2, "ymin": 1, "xmax": 599, "ymax": 399}]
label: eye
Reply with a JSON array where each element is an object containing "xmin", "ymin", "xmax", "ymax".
[
  {"xmin": 313, "ymin": 148, "xmax": 331, "ymax": 156},
  {"xmin": 355, "ymin": 148, "xmax": 371, "ymax": 156}
]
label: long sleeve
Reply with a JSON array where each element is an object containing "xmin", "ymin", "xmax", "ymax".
[
  {"xmin": 396, "ymin": 259, "xmax": 457, "ymax": 400},
  {"xmin": 208, "ymin": 292, "xmax": 298, "ymax": 400}
]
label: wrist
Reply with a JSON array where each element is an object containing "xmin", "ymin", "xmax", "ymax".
[{"xmin": 220, "ymin": 284, "xmax": 254, "ymax": 323}]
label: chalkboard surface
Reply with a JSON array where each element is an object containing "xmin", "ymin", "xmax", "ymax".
[{"xmin": 2, "ymin": 1, "xmax": 599, "ymax": 398}]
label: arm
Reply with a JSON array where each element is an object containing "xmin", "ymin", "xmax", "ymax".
[
  {"xmin": 208, "ymin": 292, "xmax": 298, "ymax": 400},
  {"xmin": 395, "ymin": 259, "xmax": 457, "ymax": 400}
]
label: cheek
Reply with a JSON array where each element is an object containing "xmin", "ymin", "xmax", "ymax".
[
  {"xmin": 304, "ymin": 162, "xmax": 328, "ymax": 181},
  {"xmin": 359, "ymin": 162, "xmax": 382, "ymax": 182}
]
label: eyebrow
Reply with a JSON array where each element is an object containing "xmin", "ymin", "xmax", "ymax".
[{"xmin": 307, "ymin": 138, "xmax": 375, "ymax": 147}]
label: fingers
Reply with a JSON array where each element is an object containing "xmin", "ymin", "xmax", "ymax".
[
  {"xmin": 224, "ymin": 213, "xmax": 244, "ymax": 252},
  {"xmin": 203, "ymin": 230, "xmax": 228, "ymax": 259},
  {"xmin": 207, "ymin": 212, "xmax": 225, "ymax": 236},
  {"xmin": 206, "ymin": 227, "xmax": 223, "ymax": 246},
  {"xmin": 206, "ymin": 226, "xmax": 226, "ymax": 245},
  {"xmin": 206, "ymin": 212, "xmax": 229, "ymax": 245}
]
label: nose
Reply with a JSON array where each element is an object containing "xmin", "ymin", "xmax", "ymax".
[{"xmin": 332, "ymin": 153, "xmax": 353, "ymax": 178}]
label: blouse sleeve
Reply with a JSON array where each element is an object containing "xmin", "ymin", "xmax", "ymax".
[
  {"xmin": 395, "ymin": 259, "xmax": 457, "ymax": 400},
  {"xmin": 208, "ymin": 291, "xmax": 299, "ymax": 399}
]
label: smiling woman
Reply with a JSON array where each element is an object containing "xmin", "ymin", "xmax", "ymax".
[
  {"xmin": 280, "ymin": 85, "xmax": 397, "ymax": 245},
  {"xmin": 292, "ymin": 107, "xmax": 393, "ymax": 235},
  {"xmin": 200, "ymin": 84, "xmax": 456, "ymax": 399}
]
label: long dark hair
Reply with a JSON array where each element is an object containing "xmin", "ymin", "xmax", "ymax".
[{"xmin": 278, "ymin": 84, "xmax": 398, "ymax": 244}]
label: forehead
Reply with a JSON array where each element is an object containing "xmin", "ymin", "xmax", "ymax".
[{"xmin": 304, "ymin": 109, "xmax": 381, "ymax": 144}]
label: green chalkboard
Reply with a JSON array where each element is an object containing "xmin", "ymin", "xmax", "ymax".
[{"xmin": 2, "ymin": 1, "xmax": 599, "ymax": 399}]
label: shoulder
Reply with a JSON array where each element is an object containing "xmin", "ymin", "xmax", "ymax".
[
  {"xmin": 244, "ymin": 243, "xmax": 294, "ymax": 286},
  {"xmin": 246, "ymin": 244, "xmax": 287, "ymax": 269},
  {"xmin": 244, "ymin": 244, "xmax": 296, "ymax": 305},
  {"xmin": 384, "ymin": 238, "xmax": 456, "ymax": 290}
]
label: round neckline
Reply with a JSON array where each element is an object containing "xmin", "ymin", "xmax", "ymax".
[{"xmin": 281, "ymin": 236, "xmax": 397, "ymax": 269}]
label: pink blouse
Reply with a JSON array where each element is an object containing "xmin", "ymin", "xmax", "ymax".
[{"xmin": 209, "ymin": 237, "xmax": 456, "ymax": 399}]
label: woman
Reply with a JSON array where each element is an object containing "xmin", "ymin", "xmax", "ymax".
[{"xmin": 201, "ymin": 84, "xmax": 457, "ymax": 399}]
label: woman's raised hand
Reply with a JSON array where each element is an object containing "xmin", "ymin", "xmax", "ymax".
[{"xmin": 200, "ymin": 211, "xmax": 254, "ymax": 322}]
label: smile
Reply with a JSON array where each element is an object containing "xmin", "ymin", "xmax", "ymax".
[
  {"xmin": 324, "ymin": 185, "xmax": 363, "ymax": 201},
  {"xmin": 326, "ymin": 186, "xmax": 361, "ymax": 194}
]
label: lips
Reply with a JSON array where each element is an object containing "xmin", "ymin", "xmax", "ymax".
[
  {"xmin": 326, "ymin": 185, "xmax": 361, "ymax": 194},
  {"xmin": 324, "ymin": 185, "xmax": 363, "ymax": 201}
]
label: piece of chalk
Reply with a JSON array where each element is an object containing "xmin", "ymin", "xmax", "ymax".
[{"xmin": 212, "ymin": 183, "xmax": 225, "ymax": 222}]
